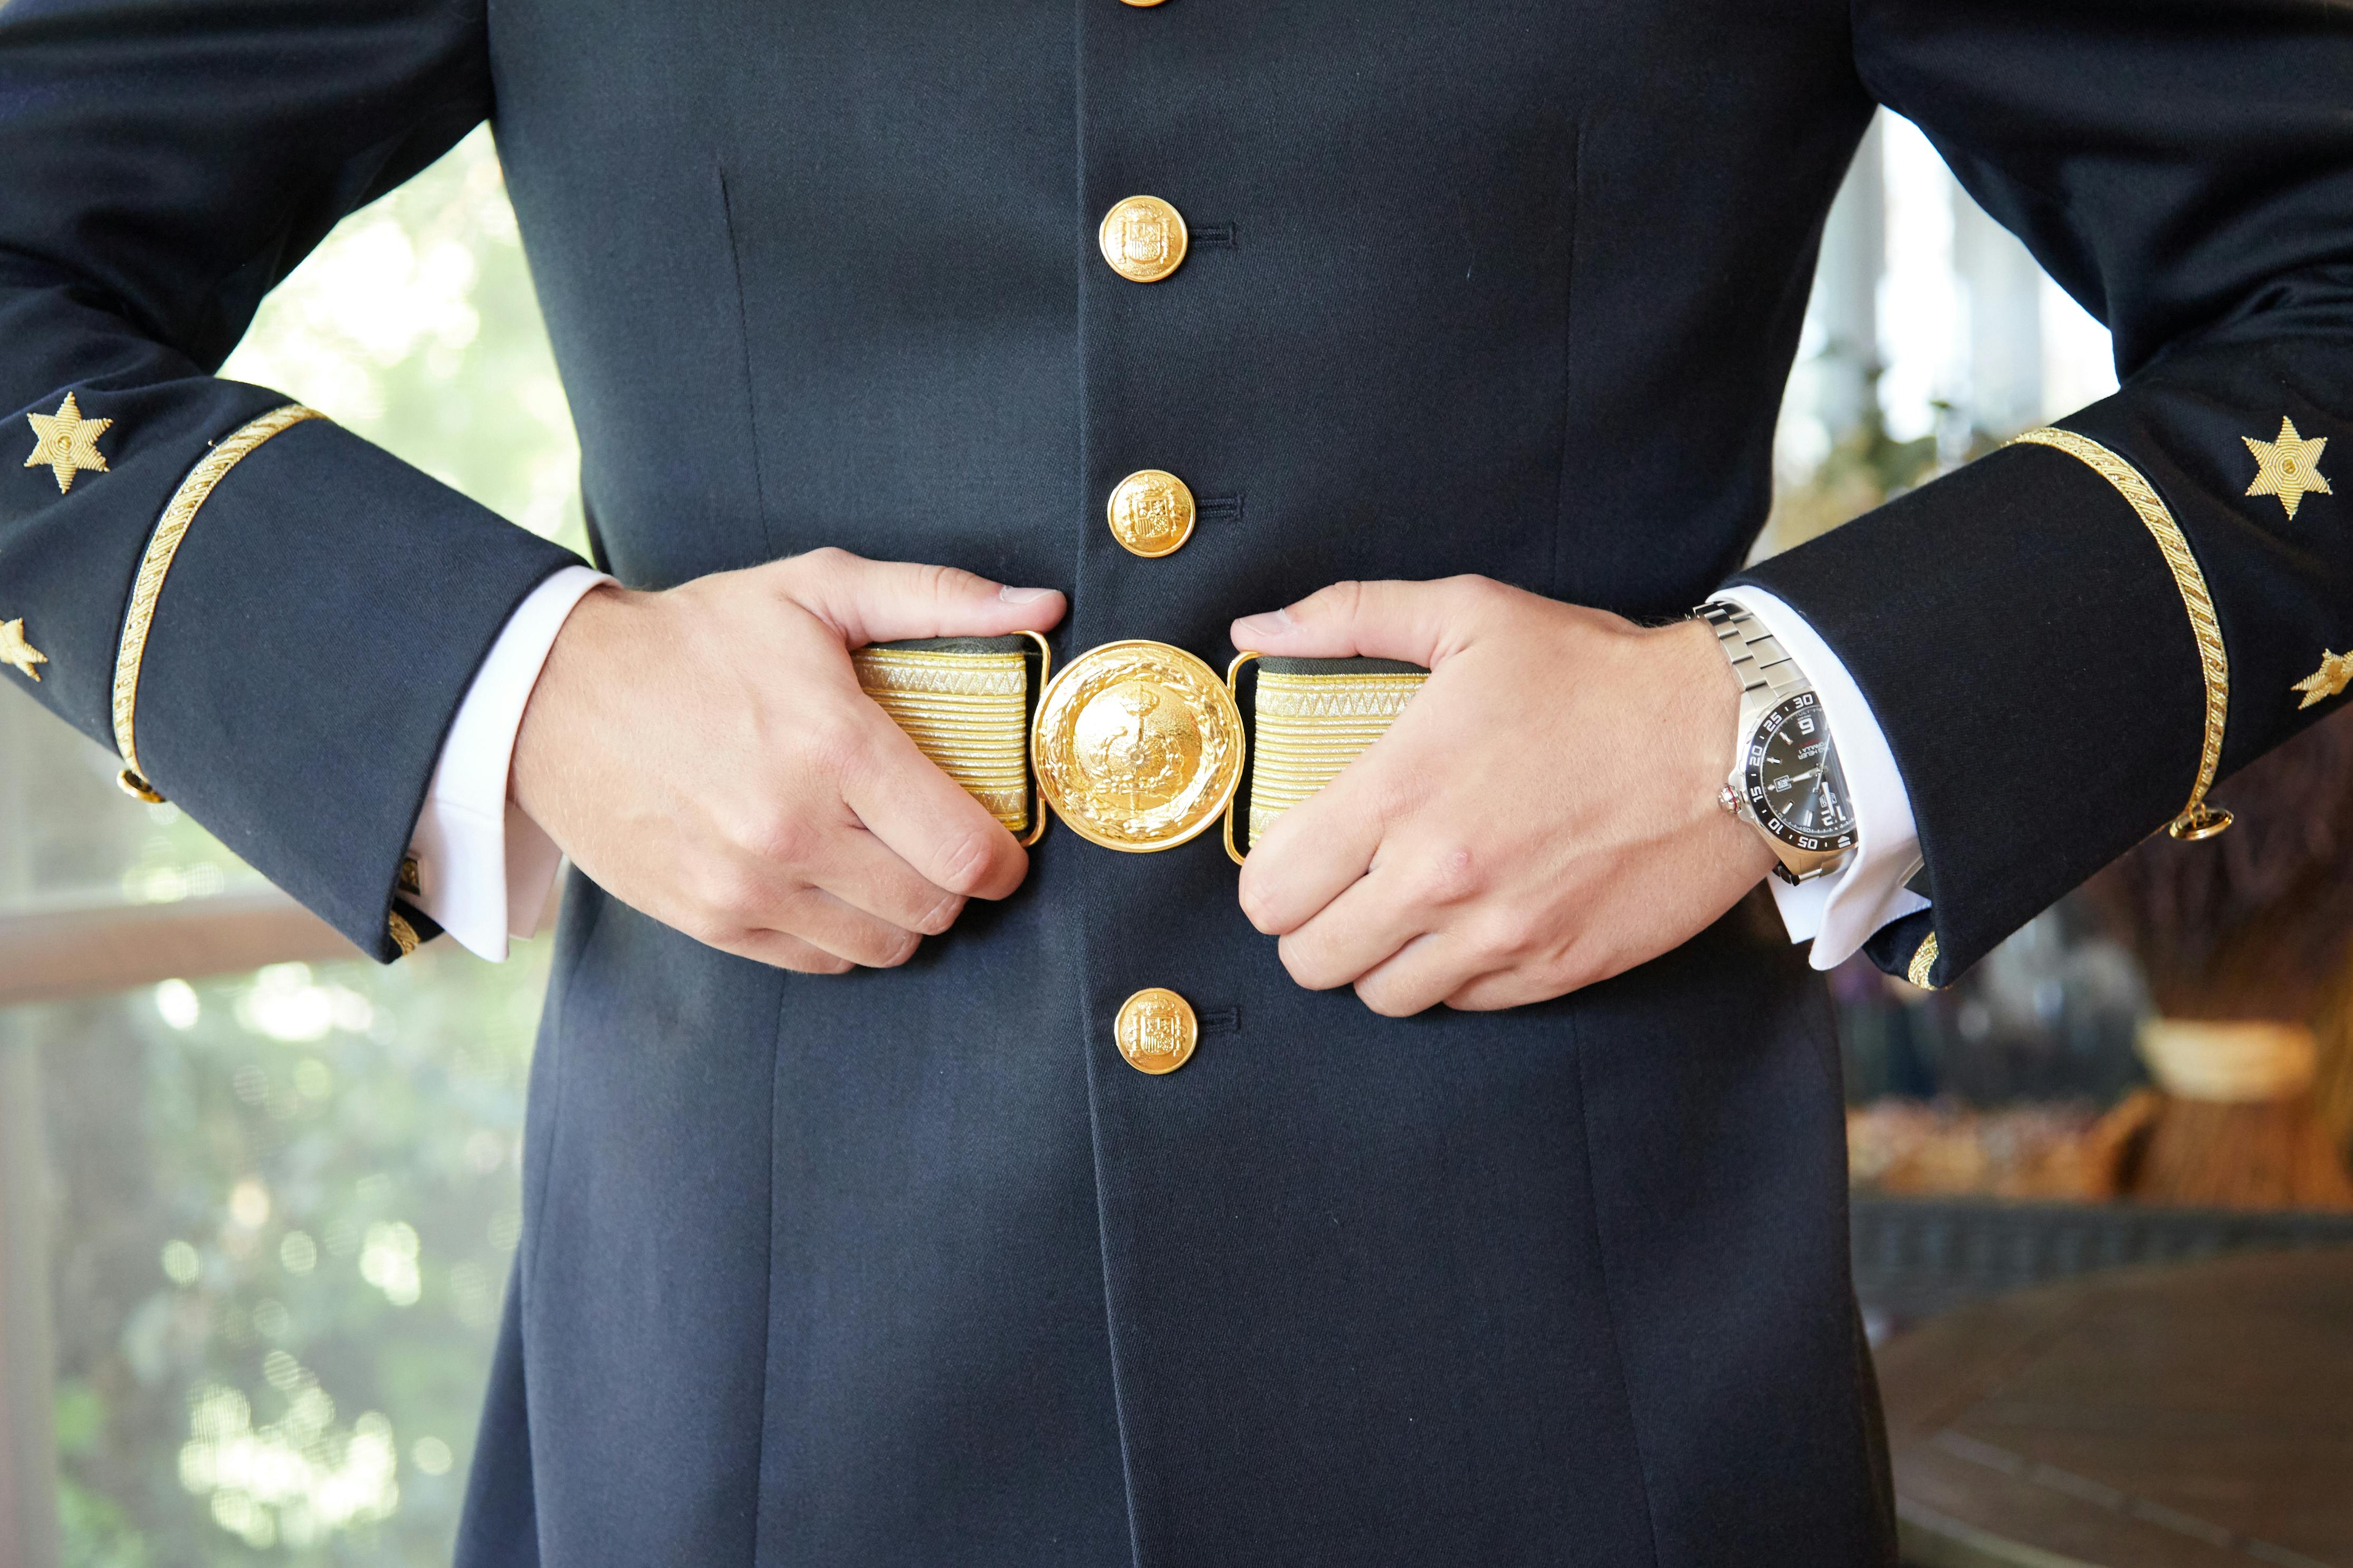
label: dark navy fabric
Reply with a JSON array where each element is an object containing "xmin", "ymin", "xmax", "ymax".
[{"xmin": 1, "ymin": 0, "xmax": 2348, "ymax": 1563}]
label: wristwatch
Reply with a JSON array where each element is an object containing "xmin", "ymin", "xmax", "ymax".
[{"xmin": 1694, "ymin": 601, "xmax": 1856, "ymax": 886}]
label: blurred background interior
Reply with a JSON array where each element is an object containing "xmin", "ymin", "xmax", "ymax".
[{"xmin": 3, "ymin": 113, "xmax": 2349, "ymax": 1567}]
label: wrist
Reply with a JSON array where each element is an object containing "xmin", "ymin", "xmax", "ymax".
[
  {"xmin": 1667, "ymin": 613, "xmax": 1744, "ymax": 772},
  {"xmin": 1658, "ymin": 617, "xmax": 1777, "ymax": 879},
  {"xmin": 509, "ymin": 582, "xmax": 635, "ymax": 826}
]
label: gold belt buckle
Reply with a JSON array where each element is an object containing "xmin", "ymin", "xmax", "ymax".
[
  {"xmin": 1031, "ymin": 640, "xmax": 1246, "ymax": 852},
  {"xmin": 858, "ymin": 634, "xmax": 1424, "ymax": 859}
]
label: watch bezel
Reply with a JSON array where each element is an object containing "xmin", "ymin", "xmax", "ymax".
[{"xmin": 1743, "ymin": 692, "xmax": 1858, "ymax": 855}]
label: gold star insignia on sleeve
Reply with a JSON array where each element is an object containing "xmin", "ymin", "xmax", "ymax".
[
  {"xmin": 0, "ymin": 618, "xmax": 46, "ymax": 682},
  {"xmin": 23, "ymin": 391, "xmax": 113, "ymax": 495},
  {"xmin": 2243, "ymin": 416, "xmax": 2330, "ymax": 520},
  {"xmin": 2292, "ymin": 648, "xmax": 2353, "ymax": 709}
]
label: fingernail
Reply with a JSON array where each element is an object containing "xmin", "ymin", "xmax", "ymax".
[
  {"xmin": 1233, "ymin": 608, "xmax": 1293, "ymax": 639},
  {"xmin": 999, "ymin": 584, "xmax": 1053, "ymax": 605}
]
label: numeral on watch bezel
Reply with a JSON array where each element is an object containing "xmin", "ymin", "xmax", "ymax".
[{"xmin": 1743, "ymin": 692, "xmax": 1858, "ymax": 854}]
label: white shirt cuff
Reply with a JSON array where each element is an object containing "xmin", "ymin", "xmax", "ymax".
[
  {"xmin": 407, "ymin": 564, "xmax": 610, "ymax": 960},
  {"xmin": 1716, "ymin": 586, "xmax": 1928, "ymax": 970}
]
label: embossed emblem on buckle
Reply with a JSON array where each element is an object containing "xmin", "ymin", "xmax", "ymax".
[{"xmin": 1031, "ymin": 640, "xmax": 1244, "ymax": 852}]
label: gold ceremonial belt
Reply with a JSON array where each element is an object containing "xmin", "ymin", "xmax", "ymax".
[{"xmin": 852, "ymin": 637, "xmax": 1428, "ymax": 862}]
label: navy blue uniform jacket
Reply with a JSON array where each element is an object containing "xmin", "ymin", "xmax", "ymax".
[{"xmin": 3, "ymin": 0, "xmax": 2350, "ymax": 1562}]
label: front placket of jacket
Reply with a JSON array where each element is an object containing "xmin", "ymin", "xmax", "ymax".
[{"xmin": 1072, "ymin": 1, "xmax": 1266, "ymax": 1552}]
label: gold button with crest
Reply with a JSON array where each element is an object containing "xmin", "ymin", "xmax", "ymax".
[
  {"xmin": 1107, "ymin": 469, "xmax": 1195, "ymax": 557},
  {"xmin": 1116, "ymin": 987, "xmax": 1197, "ymax": 1074},
  {"xmin": 1098, "ymin": 195, "xmax": 1188, "ymax": 284},
  {"xmin": 1032, "ymin": 640, "xmax": 1244, "ymax": 851}
]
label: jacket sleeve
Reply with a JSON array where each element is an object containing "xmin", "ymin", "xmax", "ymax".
[
  {"xmin": 1734, "ymin": 0, "xmax": 2353, "ymax": 988},
  {"xmin": 0, "ymin": 0, "xmax": 582, "ymax": 960}
]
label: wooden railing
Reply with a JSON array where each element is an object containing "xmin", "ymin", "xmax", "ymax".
[{"xmin": 0, "ymin": 889, "xmax": 361, "ymax": 1008}]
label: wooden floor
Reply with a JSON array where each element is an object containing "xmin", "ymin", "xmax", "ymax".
[{"xmin": 1878, "ymin": 1246, "xmax": 2353, "ymax": 1568}]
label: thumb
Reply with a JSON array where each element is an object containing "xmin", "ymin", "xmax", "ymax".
[
  {"xmin": 781, "ymin": 547, "xmax": 1066, "ymax": 647},
  {"xmin": 1229, "ymin": 576, "xmax": 1495, "ymax": 667}
]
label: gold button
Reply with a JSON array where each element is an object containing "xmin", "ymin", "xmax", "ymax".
[
  {"xmin": 1031, "ymin": 640, "xmax": 1246, "ymax": 852},
  {"xmin": 1116, "ymin": 987, "xmax": 1197, "ymax": 1074},
  {"xmin": 1106, "ymin": 469, "xmax": 1196, "ymax": 557},
  {"xmin": 1098, "ymin": 195, "xmax": 1188, "ymax": 284},
  {"xmin": 1120, "ymin": 0, "xmax": 1170, "ymax": 6}
]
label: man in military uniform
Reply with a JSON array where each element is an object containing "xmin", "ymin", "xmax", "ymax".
[{"xmin": 1, "ymin": 0, "xmax": 2347, "ymax": 1562}]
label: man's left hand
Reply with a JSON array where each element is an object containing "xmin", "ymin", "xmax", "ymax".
[{"xmin": 1230, "ymin": 577, "xmax": 1777, "ymax": 1015}]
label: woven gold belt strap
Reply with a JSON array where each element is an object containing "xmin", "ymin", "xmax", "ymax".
[
  {"xmin": 854, "ymin": 637, "xmax": 1428, "ymax": 856},
  {"xmin": 852, "ymin": 633, "xmax": 1051, "ymax": 843},
  {"xmin": 1226, "ymin": 654, "xmax": 1428, "ymax": 859}
]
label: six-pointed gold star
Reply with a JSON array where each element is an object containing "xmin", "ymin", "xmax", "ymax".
[
  {"xmin": 2243, "ymin": 415, "xmax": 2330, "ymax": 520},
  {"xmin": 23, "ymin": 391, "xmax": 112, "ymax": 495},
  {"xmin": 2293, "ymin": 648, "xmax": 2353, "ymax": 710},
  {"xmin": 0, "ymin": 618, "xmax": 46, "ymax": 682}
]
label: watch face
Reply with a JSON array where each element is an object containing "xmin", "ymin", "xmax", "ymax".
[{"xmin": 1745, "ymin": 694, "xmax": 1858, "ymax": 854}]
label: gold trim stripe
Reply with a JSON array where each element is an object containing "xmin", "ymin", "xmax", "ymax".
[
  {"xmin": 1907, "ymin": 933, "xmax": 1939, "ymax": 990},
  {"xmin": 2007, "ymin": 427, "xmax": 2230, "ymax": 839},
  {"xmin": 110, "ymin": 405, "xmax": 327, "ymax": 793}
]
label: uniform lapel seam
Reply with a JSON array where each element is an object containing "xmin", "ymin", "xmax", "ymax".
[
  {"xmin": 715, "ymin": 159, "xmax": 777, "ymax": 561},
  {"xmin": 1072, "ymin": 0, "xmax": 1141, "ymax": 1556},
  {"xmin": 521, "ymin": 871, "xmax": 601, "ymax": 1315},
  {"xmin": 1570, "ymin": 1006, "xmax": 1667, "ymax": 1568},
  {"xmin": 516, "ymin": 873, "xmax": 602, "ymax": 1566},
  {"xmin": 748, "ymin": 965, "xmax": 791, "ymax": 1565},
  {"xmin": 1545, "ymin": 117, "xmax": 1584, "ymax": 601}
]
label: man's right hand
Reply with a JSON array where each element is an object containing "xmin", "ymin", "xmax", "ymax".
[{"xmin": 509, "ymin": 547, "xmax": 1065, "ymax": 973}]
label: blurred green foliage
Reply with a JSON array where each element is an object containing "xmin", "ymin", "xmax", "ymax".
[
  {"xmin": 1762, "ymin": 380, "xmax": 1998, "ymax": 558},
  {"xmin": 44, "ymin": 949, "xmax": 548, "ymax": 1564}
]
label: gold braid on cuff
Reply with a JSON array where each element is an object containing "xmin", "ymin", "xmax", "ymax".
[
  {"xmin": 2007, "ymin": 427, "xmax": 2232, "ymax": 841},
  {"xmin": 110, "ymin": 404, "xmax": 327, "ymax": 802},
  {"xmin": 386, "ymin": 910, "xmax": 422, "ymax": 958}
]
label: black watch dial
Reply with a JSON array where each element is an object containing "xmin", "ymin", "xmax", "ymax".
[{"xmin": 1745, "ymin": 693, "xmax": 1858, "ymax": 854}]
